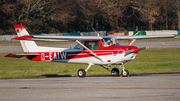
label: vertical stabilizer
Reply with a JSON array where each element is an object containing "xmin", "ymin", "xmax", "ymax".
[{"xmin": 14, "ymin": 23, "xmax": 38, "ymax": 52}]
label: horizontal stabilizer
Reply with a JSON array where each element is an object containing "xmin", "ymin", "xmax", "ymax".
[
  {"xmin": 5, "ymin": 53, "xmax": 39, "ymax": 58},
  {"xmin": 11, "ymin": 35, "xmax": 34, "ymax": 40}
]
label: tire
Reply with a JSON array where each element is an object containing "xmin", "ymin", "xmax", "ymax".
[
  {"xmin": 121, "ymin": 69, "xmax": 129, "ymax": 77},
  {"xmin": 77, "ymin": 69, "xmax": 86, "ymax": 78},
  {"xmin": 111, "ymin": 68, "xmax": 119, "ymax": 76}
]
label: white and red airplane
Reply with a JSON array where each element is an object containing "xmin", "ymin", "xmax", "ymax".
[{"xmin": 5, "ymin": 23, "xmax": 174, "ymax": 77}]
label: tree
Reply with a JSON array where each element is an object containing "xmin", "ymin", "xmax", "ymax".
[
  {"xmin": 130, "ymin": 0, "xmax": 160, "ymax": 30},
  {"xmin": 17, "ymin": 0, "xmax": 57, "ymax": 33},
  {"xmin": 0, "ymin": 0, "xmax": 17, "ymax": 34},
  {"xmin": 173, "ymin": 0, "xmax": 180, "ymax": 29},
  {"xmin": 0, "ymin": 0, "xmax": 179, "ymax": 35}
]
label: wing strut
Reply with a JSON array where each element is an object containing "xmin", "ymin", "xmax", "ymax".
[
  {"xmin": 76, "ymin": 40, "xmax": 103, "ymax": 62},
  {"xmin": 128, "ymin": 39, "xmax": 136, "ymax": 46}
]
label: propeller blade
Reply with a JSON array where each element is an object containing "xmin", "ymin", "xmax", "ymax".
[
  {"xmin": 139, "ymin": 47, "xmax": 149, "ymax": 50},
  {"xmin": 124, "ymin": 46, "xmax": 140, "ymax": 54}
]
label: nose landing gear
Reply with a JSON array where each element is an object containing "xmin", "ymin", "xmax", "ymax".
[
  {"xmin": 121, "ymin": 69, "xmax": 129, "ymax": 77},
  {"xmin": 119, "ymin": 63, "xmax": 129, "ymax": 77}
]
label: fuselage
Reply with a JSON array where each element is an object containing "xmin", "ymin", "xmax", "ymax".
[{"xmin": 25, "ymin": 38, "xmax": 139, "ymax": 65}]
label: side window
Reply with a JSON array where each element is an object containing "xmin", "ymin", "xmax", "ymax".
[
  {"xmin": 86, "ymin": 41, "xmax": 99, "ymax": 49},
  {"xmin": 93, "ymin": 41, "xmax": 99, "ymax": 49},
  {"xmin": 86, "ymin": 42, "xmax": 93, "ymax": 49}
]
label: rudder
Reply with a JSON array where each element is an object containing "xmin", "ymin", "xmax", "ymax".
[{"xmin": 14, "ymin": 23, "xmax": 38, "ymax": 52}]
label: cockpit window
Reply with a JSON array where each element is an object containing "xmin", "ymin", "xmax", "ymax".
[
  {"xmin": 86, "ymin": 41, "xmax": 99, "ymax": 49},
  {"xmin": 73, "ymin": 41, "xmax": 84, "ymax": 50},
  {"xmin": 73, "ymin": 41, "xmax": 99, "ymax": 50},
  {"xmin": 73, "ymin": 43, "xmax": 81, "ymax": 49},
  {"xmin": 101, "ymin": 37, "xmax": 119, "ymax": 47}
]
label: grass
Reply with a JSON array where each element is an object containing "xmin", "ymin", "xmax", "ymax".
[
  {"xmin": 126, "ymin": 48, "xmax": 180, "ymax": 74},
  {"xmin": 0, "ymin": 48, "xmax": 180, "ymax": 79},
  {"xmin": 19, "ymin": 87, "xmax": 31, "ymax": 89}
]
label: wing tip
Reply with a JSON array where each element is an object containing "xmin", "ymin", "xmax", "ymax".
[{"xmin": 11, "ymin": 35, "xmax": 34, "ymax": 40}]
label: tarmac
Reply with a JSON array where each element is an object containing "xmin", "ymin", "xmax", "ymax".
[{"xmin": 0, "ymin": 73, "xmax": 180, "ymax": 101}]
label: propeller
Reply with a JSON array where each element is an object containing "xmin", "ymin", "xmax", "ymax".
[
  {"xmin": 124, "ymin": 46, "xmax": 148, "ymax": 54},
  {"xmin": 139, "ymin": 47, "xmax": 149, "ymax": 50}
]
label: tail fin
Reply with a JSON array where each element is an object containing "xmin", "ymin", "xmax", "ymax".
[{"xmin": 14, "ymin": 23, "xmax": 38, "ymax": 52}]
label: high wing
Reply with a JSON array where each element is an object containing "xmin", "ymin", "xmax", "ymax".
[
  {"xmin": 11, "ymin": 35, "xmax": 103, "ymax": 41},
  {"xmin": 11, "ymin": 35, "xmax": 174, "ymax": 41},
  {"xmin": 116, "ymin": 35, "xmax": 175, "ymax": 40}
]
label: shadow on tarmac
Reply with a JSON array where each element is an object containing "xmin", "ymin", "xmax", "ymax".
[
  {"xmin": 41, "ymin": 74, "xmax": 72, "ymax": 78},
  {"xmin": 130, "ymin": 72, "xmax": 180, "ymax": 77},
  {"xmin": 86, "ymin": 72, "xmax": 180, "ymax": 77}
]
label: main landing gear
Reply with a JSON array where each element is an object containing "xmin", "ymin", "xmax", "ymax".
[
  {"xmin": 77, "ymin": 63, "xmax": 93, "ymax": 78},
  {"xmin": 77, "ymin": 63, "xmax": 129, "ymax": 78}
]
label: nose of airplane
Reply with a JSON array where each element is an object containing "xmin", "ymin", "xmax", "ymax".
[
  {"xmin": 132, "ymin": 46, "xmax": 139, "ymax": 53},
  {"xmin": 124, "ymin": 46, "xmax": 139, "ymax": 54}
]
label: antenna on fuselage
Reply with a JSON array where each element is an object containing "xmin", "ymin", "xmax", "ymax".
[{"xmin": 92, "ymin": 27, "xmax": 100, "ymax": 36}]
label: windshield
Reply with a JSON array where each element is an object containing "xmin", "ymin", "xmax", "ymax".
[
  {"xmin": 101, "ymin": 37, "xmax": 119, "ymax": 47},
  {"xmin": 73, "ymin": 41, "xmax": 84, "ymax": 50}
]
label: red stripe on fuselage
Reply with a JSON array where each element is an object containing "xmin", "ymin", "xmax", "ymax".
[
  {"xmin": 24, "ymin": 45, "xmax": 137, "ymax": 61},
  {"xmin": 24, "ymin": 50, "xmax": 121, "ymax": 61}
]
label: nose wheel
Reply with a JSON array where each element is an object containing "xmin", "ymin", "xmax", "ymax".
[
  {"xmin": 121, "ymin": 69, "xmax": 129, "ymax": 77},
  {"xmin": 120, "ymin": 63, "xmax": 129, "ymax": 77}
]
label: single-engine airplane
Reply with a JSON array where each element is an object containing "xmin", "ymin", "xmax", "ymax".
[{"xmin": 5, "ymin": 23, "xmax": 174, "ymax": 77}]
